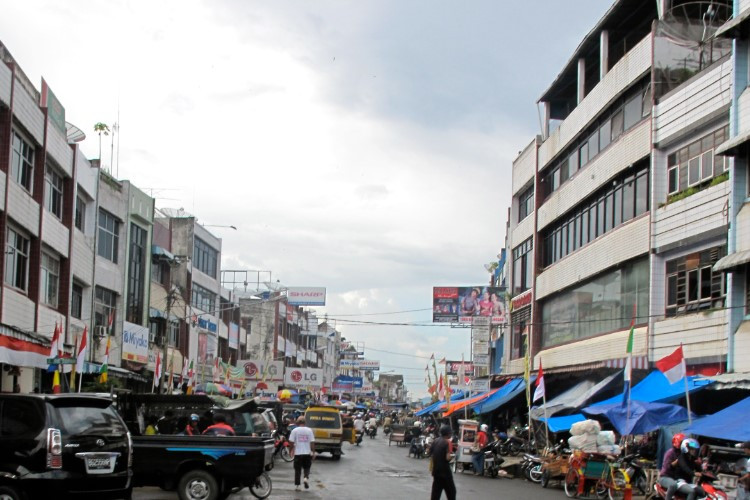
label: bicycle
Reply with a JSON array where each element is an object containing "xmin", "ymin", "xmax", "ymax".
[{"xmin": 594, "ymin": 456, "xmax": 630, "ymax": 500}]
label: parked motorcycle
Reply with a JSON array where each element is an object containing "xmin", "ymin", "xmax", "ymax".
[
  {"xmin": 653, "ymin": 472, "xmax": 728, "ymax": 500},
  {"xmin": 497, "ymin": 430, "xmax": 527, "ymax": 457},
  {"xmin": 621, "ymin": 453, "xmax": 651, "ymax": 496},
  {"xmin": 482, "ymin": 441, "xmax": 506, "ymax": 478},
  {"xmin": 521, "ymin": 452, "xmax": 544, "ymax": 482}
]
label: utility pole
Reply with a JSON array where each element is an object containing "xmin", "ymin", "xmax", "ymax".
[{"xmin": 160, "ymin": 287, "xmax": 176, "ymax": 394}]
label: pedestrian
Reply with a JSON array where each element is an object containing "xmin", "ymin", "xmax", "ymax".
[
  {"xmin": 431, "ymin": 425, "xmax": 456, "ymax": 500},
  {"xmin": 736, "ymin": 441, "xmax": 750, "ymax": 500},
  {"xmin": 202, "ymin": 413, "xmax": 235, "ymax": 436},
  {"xmin": 289, "ymin": 416, "xmax": 316, "ymax": 491},
  {"xmin": 471, "ymin": 424, "xmax": 489, "ymax": 475}
]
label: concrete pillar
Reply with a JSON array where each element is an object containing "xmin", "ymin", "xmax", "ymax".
[
  {"xmin": 541, "ymin": 101, "xmax": 550, "ymax": 139},
  {"xmin": 577, "ymin": 58, "xmax": 586, "ymax": 104},
  {"xmin": 600, "ymin": 30, "xmax": 609, "ymax": 79}
]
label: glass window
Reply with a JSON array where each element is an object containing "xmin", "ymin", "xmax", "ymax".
[
  {"xmin": 642, "ymin": 86, "xmax": 652, "ymax": 117},
  {"xmin": 571, "ymin": 216, "xmax": 579, "ymax": 251},
  {"xmin": 668, "ymin": 166, "xmax": 679, "ymax": 194},
  {"xmin": 613, "ymin": 186, "xmax": 622, "ymax": 227},
  {"xmin": 701, "ymin": 151, "xmax": 713, "ymax": 181},
  {"xmin": 11, "ymin": 131, "xmax": 34, "ymax": 193},
  {"xmin": 44, "ymin": 167, "xmax": 64, "ymax": 219},
  {"xmin": 194, "ymin": 238, "xmax": 218, "ymax": 278},
  {"xmin": 541, "ymin": 258, "xmax": 649, "ymax": 347},
  {"xmin": 127, "ymin": 224, "xmax": 147, "ymax": 323},
  {"xmin": 518, "ymin": 185, "xmax": 534, "ymax": 222},
  {"xmin": 94, "ymin": 286, "xmax": 117, "ymax": 331},
  {"xmin": 97, "ymin": 209, "xmax": 119, "ymax": 263},
  {"xmin": 687, "ymin": 269, "xmax": 699, "ymax": 302},
  {"xmin": 40, "ymin": 252, "xmax": 60, "ymax": 307},
  {"xmin": 714, "ymin": 154, "xmax": 725, "ymax": 176},
  {"xmin": 0, "ymin": 399, "xmax": 43, "ymax": 437},
  {"xmin": 5, "ymin": 227, "xmax": 30, "ymax": 291},
  {"xmin": 667, "ymin": 274, "xmax": 677, "ymax": 307},
  {"xmin": 688, "ymin": 157, "xmax": 701, "ymax": 186},
  {"xmin": 700, "ymin": 267, "xmax": 712, "ymax": 300},
  {"xmin": 588, "ymin": 130, "xmax": 599, "ymax": 160},
  {"xmin": 552, "ymin": 168, "xmax": 560, "ymax": 191},
  {"xmin": 611, "ymin": 109, "xmax": 624, "ymax": 140},
  {"xmin": 560, "ymin": 224, "xmax": 568, "ymax": 258},
  {"xmin": 589, "ymin": 203, "xmax": 597, "ymax": 240},
  {"xmin": 623, "ymin": 176, "xmax": 635, "ymax": 222},
  {"xmin": 604, "ymin": 193, "xmax": 614, "ymax": 233},
  {"xmin": 48, "ymin": 403, "xmax": 128, "ymax": 439},
  {"xmin": 71, "ymin": 283, "xmax": 83, "ymax": 319},
  {"xmin": 192, "ymin": 283, "xmax": 217, "ymax": 315},
  {"xmin": 581, "ymin": 209, "xmax": 589, "ymax": 245},
  {"xmin": 75, "ymin": 196, "xmax": 86, "ymax": 231},
  {"xmin": 597, "ymin": 198, "xmax": 605, "ymax": 237},
  {"xmin": 624, "ymin": 94, "xmax": 642, "ymax": 130},
  {"xmin": 599, "ymin": 120, "xmax": 612, "ymax": 151},
  {"xmin": 569, "ymin": 151, "xmax": 579, "ymax": 175},
  {"xmin": 579, "ymin": 143, "xmax": 589, "ymax": 168}
]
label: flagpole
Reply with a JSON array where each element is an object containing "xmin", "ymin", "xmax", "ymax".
[
  {"xmin": 680, "ymin": 344, "xmax": 692, "ymax": 424},
  {"xmin": 70, "ymin": 334, "xmax": 78, "ymax": 392}
]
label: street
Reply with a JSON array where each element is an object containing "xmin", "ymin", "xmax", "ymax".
[{"xmin": 133, "ymin": 433, "xmax": 564, "ymax": 499}]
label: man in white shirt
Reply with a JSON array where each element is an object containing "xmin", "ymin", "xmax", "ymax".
[{"xmin": 289, "ymin": 416, "xmax": 316, "ymax": 491}]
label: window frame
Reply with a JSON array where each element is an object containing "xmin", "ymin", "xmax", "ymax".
[
  {"xmin": 193, "ymin": 237, "xmax": 218, "ymax": 279},
  {"xmin": 10, "ymin": 130, "xmax": 34, "ymax": 193},
  {"xmin": 75, "ymin": 195, "xmax": 86, "ymax": 231},
  {"xmin": 4, "ymin": 226, "xmax": 30, "ymax": 292},
  {"xmin": 40, "ymin": 251, "xmax": 60, "ymax": 308},
  {"xmin": 71, "ymin": 283, "xmax": 83, "ymax": 319},
  {"xmin": 44, "ymin": 166, "xmax": 64, "ymax": 220},
  {"xmin": 97, "ymin": 209, "xmax": 120, "ymax": 263}
]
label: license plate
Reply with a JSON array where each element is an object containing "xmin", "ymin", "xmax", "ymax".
[
  {"xmin": 87, "ymin": 457, "xmax": 111, "ymax": 470},
  {"xmin": 76, "ymin": 452, "xmax": 119, "ymax": 474}
]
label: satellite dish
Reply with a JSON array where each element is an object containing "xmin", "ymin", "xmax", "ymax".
[
  {"xmin": 65, "ymin": 122, "xmax": 86, "ymax": 143},
  {"xmin": 660, "ymin": 1, "xmax": 730, "ymax": 48}
]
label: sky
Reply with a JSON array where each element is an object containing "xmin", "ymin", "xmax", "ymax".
[{"xmin": 1, "ymin": 0, "xmax": 608, "ymax": 397}]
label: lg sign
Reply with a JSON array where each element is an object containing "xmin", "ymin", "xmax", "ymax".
[
  {"xmin": 291, "ymin": 370, "xmax": 302, "ymax": 382},
  {"xmin": 244, "ymin": 362, "xmax": 259, "ymax": 377}
]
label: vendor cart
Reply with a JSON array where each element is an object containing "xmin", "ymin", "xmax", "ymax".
[
  {"xmin": 541, "ymin": 452, "xmax": 570, "ymax": 488},
  {"xmin": 563, "ymin": 450, "xmax": 611, "ymax": 498},
  {"xmin": 451, "ymin": 419, "xmax": 478, "ymax": 474}
]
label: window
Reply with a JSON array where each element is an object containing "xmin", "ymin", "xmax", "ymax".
[
  {"xmin": 541, "ymin": 258, "xmax": 649, "ymax": 347},
  {"xmin": 192, "ymin": 283, "xmax": 217, "ymax": 315},
  {"xmin": 668, "ymin": 125, "xmax": 730, "ymax": 198},
  {"xmin": 542, "ymin": 163, "xmax": 649, "ymax": 267},
  {"xmin": 40, "ymin": 252, "xmax": 60, "ymax": 307},
  {"xmin": 579, "ymin": 143, "xmax": 589, "ymax": 168},
  {"xmin": 665, "ymin": 246, "xmax": 726, "ymax": 317},
  {"xmin": 75, "ymin": 196, "xmax": 86, "ymax": 231},
  {"xmin": 11, "ymin": 131, "xmax": 34, "ymax": 192},
  {"xmin": 152, "ymin": 259, "xmax": 169, "ymax": 287},
  {"xmin": 127, "ymin": 224, "xmax": 147, "ymax": 323},
  {"xmin": 71, "ymin": 283, "xmax": 83, "ymax": 319},
  {"xmin": 518, "ymin": 185, "xmax": 534, "ymax": 222},
  {"xmin": 97, "ymin": 209, "xmax": 119, "ymax": 263},
  {"xmin": 588, "ymin": 130, "xmax": 599, "ymax": 160},
  {"xmin": 194, "ymin": 238, "xmax": 218, "ymax": 278},
  {"xmin": 44, "ymin": 167, "xmax": 64, "ymax": 219},
  {"xmin": 688, "ymin": 157, "xmax": 701, "ymax": 186},
  {"xmin": 599, "ymin": 120, "xmax": 612, "ymax": 151},
  {"xmin": 512, "ymin": 238, "xmax": 533, "ymax": 297},
  {"xmin": 623, "ymin": 94, "xmax": 642, "ymax": 130},
  {"xmin": 611, "ymin": 109, "xmax": 624, "ymax": 141},
  {"xmin": 0, "ymin": 399, "xmax": 43, "ymax": 437},
  {"xmin": 169, "ymin": 321, "xmax": 180, "ymax": 347},
  {"xmin": 5, "ymin": 227, "xmax": 30, "ymax": 291},
  {"xmin": 701, "ymin": 151, "xmax": 713, "ymax": 181},
  {"xmin": 94, "ymin": 286, "xmax": 117, "ymax": 331},
  {"xmin": 510, "ymin": 306, "xmax": 531, "ymax": 359}
]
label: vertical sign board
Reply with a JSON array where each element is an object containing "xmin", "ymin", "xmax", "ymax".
[{"xmin": 228, "ymin": 323, "xmax": 239, "ymax": 350}]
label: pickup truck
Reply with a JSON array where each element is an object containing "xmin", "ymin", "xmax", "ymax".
[{"xmin": 115, "ymin": 394, "xmax": 273, "ymax": 500}]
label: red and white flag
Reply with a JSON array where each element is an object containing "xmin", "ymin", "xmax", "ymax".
[
  {"xmin": 153, "ymin": 353, "xmax": 162, "ymax": 388},
  {"xmin": 438, "ymin": 372, "xmax": 445, "ymax": 399},
  {"xmin": 75, "ymin": 326, "xmax": 88, "ymax": 375},
  {"xmin": 655, "ymin": 345, "xmax": 686, "ymax": 384},
  {"xmin": 533, "ymin": 360, "xmax": 545, "ymax": 402},
  {"xmin": 49, "ymin": 323, "xmax": 62, "ymax": 359}
]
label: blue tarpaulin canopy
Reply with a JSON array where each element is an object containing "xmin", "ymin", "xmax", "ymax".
[
  {"xmin": 540, "ymin": 414, "xmax": 587, "ymax": 433},
  {"xmin": 583, "ymin": 400, "xmax": 693, "ymax": 436},
  {"xmin": 471, "ymin": 378, "xmax": 527, "ymax": 415},
  {"xmin": 414, "ymin": 391, "xmax": 468, "ymax": 416},
  {"xmin": 539, "ymin": 371, "xmax": 712, "ymax": 432},
  {"xmin": 684, "ymin": 396, "xmax": 750, "ymax": 442}
]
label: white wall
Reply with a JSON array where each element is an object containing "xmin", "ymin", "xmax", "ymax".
[
  {"xmin": 42, "ymin": 212, "xmax": 69, "ymax": 258},
  {"xmin": 11, "ymin": 80, "xmax": 44, "ymax": 146},
  {"xmin": 7, "ymin": 182, "xmax": 40, "ymax": 237},
  {"xmin": 45, "ymin": 117, "xmax": 73, "ymax": 177},
  {"xmin": 539, "ymin": 326, "xmax": 647, "ymax": 369},
  {"xmin": 652, "ymin": 310, "xmax": 728, "ymax": 361},
  {"xmin": 0, "ymin": 62, "xmax": 10, "ymax": 105},
  {"xmin": 2, "ymin": 287, "xmax": 35, "ymax": 331},
  {"xmin": 512, "ymin": 139, "xmax": 537, "ymax": 196}
]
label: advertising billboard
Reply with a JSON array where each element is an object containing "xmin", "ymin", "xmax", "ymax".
[
  {"xmin": 122, "ymin": 321, "xmax": 149, "ymax": 364},
  {"xmin": 238, "ymin": 359, "xmax": 284, "ymax": 382},
  {"xmin": 284, "ymin": 368, "xmax": 323, "ymax": 389},
  {"xmin": 445, "ymin": 361, "xmax": 475, "ymax": 376},
  {"xmin": 228, "ymin": 322, "xmax": 239, "ymax": 350},
  {"xmin": 359, "ymin": 360, "xmax": 380, "ymax": 371},
  {"xmin": 287, "ymin": 287, "xmax": 326, "ymax": 306},
  {"xmin": 432, "ymin": 286, "xmax": 507, "ymax": 324}
]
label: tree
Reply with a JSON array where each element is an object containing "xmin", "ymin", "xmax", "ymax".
[{"xmin": 93, "ymin": 122, "xmax": 110, "ymax": 164}]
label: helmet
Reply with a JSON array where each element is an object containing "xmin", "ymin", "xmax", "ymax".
[
  {"xmin": 681, "ymin": 438, "xmax": 700, "ymax": 454},
  {"xmin": 190, "ymin": 413, "xmax": 200, "ymax": 422},
  {"xmin": 439, "ymin": 425, "xmax": 452, "ymax": 437},
  {"xmin": 672, "ymin": 432, "xmax": 686, "ymax": 448},
  {"xmin": 480, "ymin": 424, "xmax": 489, "ymax": 432}
]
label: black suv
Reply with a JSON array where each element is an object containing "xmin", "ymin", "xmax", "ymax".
[{"xmin": 0, "ymin": 394, "xmax": 132, "ymax": 499}]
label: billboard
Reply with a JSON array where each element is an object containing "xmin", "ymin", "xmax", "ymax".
[
  {"xmin": 432, "ymin": 287, "xmax": 507, "ymax": 324},
  {"xmin": 284, "ymin": 368, "xmax": 323, "ymax": 389},
  {"xmin": 287, "ymin": 287, "xmax": 326, "ymax": 306},
  {"xmin": 359, "ymin": 360, "xmax": 380, "ymax": 371},
  {"xmin": 445, "ymin": 361, "xmax": 474, "ymax": 377},
  {"xmin": 238, "ymin": 359, "xmax": 284, "ymax": 382},
  {"xmin": 228, "ymin": 322, "xmax": 239, "ymax": 350},
  {"xmin": 122, "ymin": 321, "xmax": 149, "ymax": 364}
]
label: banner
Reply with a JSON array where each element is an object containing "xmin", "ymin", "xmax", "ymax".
[
  {"xmin": 228, "ymin": 322, "xmax": 239, "ymax": 350},
  {"xmin": 284, "ymin": 367, "xmax": 323, "ymax": 389},
  {"xmin": 445, "ymin": 361, "xmax": 474, "ymax": 376},
  {"xmin": 287, "ymin": 287, "xmax": 326, "ymax": 306},
  {"xmin": 359, "ymin": 360, "xmax": 380, "ymax": 371},
  {"xmin": 473, "ymin": 353, "xmax": 490, "ymax": 366},
  {"xmin": 122, "ymin": 321, "xmax": 149, "ymax": 363},
  {"xmin": 433, "ymin": 287, "xmax": 507, "ymax": 324},
  {"xmin": 238, "ymin": 359, "xmax": 284, "ymax": 382},
  {"xmin": 339, "ymin": 359, "xmax": 360, "ymax": 368}
]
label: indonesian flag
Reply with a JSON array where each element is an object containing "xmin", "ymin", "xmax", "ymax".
[
  {"xmin": 99, "ymin": 331, "xmax": 110, "ymax": 384},
  {"xmin": 48, "ymin": 323, "xmax": 63, "ymax": 372},
  {"xmin": 153, "ymin": 353, "xmax": 162, "ymax": 388},
  {"xmin": 76, "ymin": 326, "xmax": 88, "ymax": 375},
  {"xmin": 533, "ymin": 361, "xmax": 545, "ymax": 402},
  {"xmin": 438, "ymin": 372, "xmax": 445, "ymax": 399},
  {"xmin": 213, "ymin": 357, "xmax": 220, "ymax": 379},
  {"xmin": 655, "ymin": 345, "xmax": 687, "ymax": 384}
]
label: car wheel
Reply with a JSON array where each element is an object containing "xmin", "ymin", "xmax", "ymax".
[
  {"xmin": 0, "ymin": 485, "xmax": 24, "ymax": 500},
  {"xmin": 249, "ymin": 472, "xmax": 272, "ymax": 499},
  {"xmin": 178, "ymin": 469, "xmax": 219, "ymax": 500}
]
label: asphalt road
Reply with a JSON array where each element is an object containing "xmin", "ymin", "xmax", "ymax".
[{"xmin": 133, "ymin": 433, "xmax": 567, "ymax": 499}]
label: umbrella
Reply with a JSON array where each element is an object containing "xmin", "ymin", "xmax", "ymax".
[
  {"xmin": 583, "ymin": 400, "xmax": 693, "ymax": 436},
  {"xmin": 278, "ymin": 389, "xmax": 292, "ymax": 400},
  {"xmin": 255, "ymin": 382, "xmax": 269, "ymax": 390}
]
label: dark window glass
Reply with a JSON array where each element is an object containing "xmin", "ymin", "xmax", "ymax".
[
  {"xmin": 561, "ymin": 224, "xmax": 568, "ymax": 258},
  {"xmin": 588, "ymin": 130, "xmax": 599, "ymax": 160},
  {"xmin": 611, "ymin": 109, "xmax": 624, "ymax": 140},
  {"xmin": 623, "ymin": 176, "xmax": 635, "ymax": 221},
  {"xmin": 700, "ymin": 267, "xmax": 712, "ymax": 299},
  {"xmin": 579, "ymin": 143, "xmax": 589, "ymax": 168},
  {"xmin": 127, "ymin": 224, "xmax": 147, "ymax": 323},
  {"xmin": 581, "ymin": 209, "xmax": 589, "ymax": 245},
  {"xmin": 623, "ymin": 94, "xmax": 642, "ymax": 130},
  {"xmin": 589, "ymin": 203, "xmax": 597, "ymax": 240},
  {"xmin": 668, "ymin": 166, "xmax": 678, "ymax": 194},
  {"xmin": 95, "ymin": 286, "xmax": 117, "ymax": 331},
  {"xmin": 688, "ymin": 269, "xmax": 699, "ymax": 302},
  {"xmin": 688, "ymin": 157, "xmax": 700, "ymax": 185},
  {"xmin": 613, "ymin": 186, "xmax": 622, "ymax": 227},
  {"xmin": 560, "ymin": 157, "xmax": 570, "ymax": 183},
  {"xmin": 604, "ymin": 193, "xmax": 613, "ymax": 233},
  {"xmin": 194, "ymin": 238, "xmax": 218, "ymax": 278},
  {"xmin": 668, "ymin": 153, "xmax": 678, "ymax": 167},
  {"xmin": 97, "ymin": 210, "xmax": 119, "ymax": 263},
  {"xmin": 599, "ymin": 120, "xmax": 612, "ymax": 151},
  {"xmin": 49, "ymin": 404, "xmax": 128, "ymax": 438},
  {"xmin": 552, "ymin": 169, "xmax": 560, "ymax": 191},
  {"xmin": 597, "ymin": 198, "xmax": 605, "ymax": 237},
  {"xmin": 572, "ymin": 216, "xmax": 580, "ymax": 251},
  {"xmin": 569, "ymin": 151, "xmax": 579, "ymax": 175},
  {"xmin": 71, "ymin": 283, "xmax": 83, "ymax": 319},
  {"xmin": 667, "ymin": 275, "xmax": 677, "ymax": 306},
  {"xmin": 1, "ymin": 400, "xmax": 43, "ymax": 436},
  {"xmin": 75, "ymin": 196, "xmax": 86, "ymax": 231},
  {"xmin": 44, "ymin": 168, "xmax": 64, "ymax": 219},
  {"xmin": 714, "ymin": 154, "xmax": 725, "ymax": 175},
  {"xmin": 701, "ymin": 151, "xmax": 713, "ymax": 180},
  {"xmin": 5, "ymin": 227, "xmax": 30, "ymax": 291},
  {"xmin": 642, "ymin": 86, "xmax": 652, "ymax": 117}
]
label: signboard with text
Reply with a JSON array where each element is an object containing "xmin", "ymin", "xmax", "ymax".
[
  {"xmin": 122, "ymin": 321, "xmax": 149, "ymax": 364},
  {"xmin": 445, "ymin": 361, "xmax": 475, "ymax": 376},
  {"xmin": 287, "ymin": 287, "xmax": 327, "ymax": 306},
  {"xmin": 238, "ymin": 359, "xmax": 284, "ymax": 382},
  {"xmin": 433, "ymin": 287, "xmax": 507, "ymax": 324},
  {"xmin": 284, "ymin": 368, "xmax": 323, "ymax": 389},
  {"xmin": 359, "ymin": 360, "xmax": 380, "ymax": 371}
]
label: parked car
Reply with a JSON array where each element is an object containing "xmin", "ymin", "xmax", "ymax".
[{"xmin": 0, "ymin": 393, "xmax": 132, "ymax": 499}]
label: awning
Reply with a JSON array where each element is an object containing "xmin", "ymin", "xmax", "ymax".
[
  {"xmin": 583, "ymin": 400, "xmax": 693, "ymax": 436},
  {"xmin": 713, "ymin": 249, "xmax": 750, "ymax": 273},
  {"xmin": 414, "ymin": 392, "xmax": 469, "ymax": 416},
  {"xmin": 149, "ymin": 307, "xmax": 180, "ymax": 322},
  {"xmin": 715, "ymin": 127, "xmax": 750, "ymax": 156},
  {"xmin": 697, "ymin": 371, "xmax": 750, "ymax": 390},
  {"xmin": 685, "ymin": 396, "xmax": 750, "ymax": 442},
  {"xmin": 444, "ymin": 388, "xmax": 501, "ymax": 417},
  {"xmin": 530, "ymin": 371, "xmax": 621, "ymax": 420},
  {"xmin": 82, "ymin": 362, "xmax": 148, "ymax": 382},
  {"xmin": 715, "ymin": 9, "xmax": 750, "ymax": 39},
  {"xmin": 471, "ymin": 378, "xmax": 528, "ymax": 415},
  {"xmin": 540, "ymin": 414, "xmax": 587, "ymax": 433},
  {"xmin": 0, "ymin": 326, "xmax": 52, "ymax": 369},
  {"xmin": 152, "ymin": 245, "xmax": 176, "ymax": 261}
]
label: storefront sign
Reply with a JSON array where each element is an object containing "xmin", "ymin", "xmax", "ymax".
[
  {"xmin": 445, "ymin": 361, "xmax": 475, "ymax": 376},
  {"xmin": 359, "ymin": 360, "xmax": 380, "ymax": 371},
  {"xmin": 473, "ymin": 354, "xmax": 490, "ymax": 366},
  {"xmin": 122, "ymin": 321, "xmax": 149, "ymax": 364},
  {"xmin": 284, "ymin": 368, "xmax": 323, "ymax": 389},
  {"xmin": 238, "ymin": 359, "xmax": 284, "ymax": 381},
  {"xmin": 511, "ymin": 290, "xmax": 532, "ymax": 311},
  {"xmin": 287, "ymin": 287, "xmax": 327, "ymax": 306}
]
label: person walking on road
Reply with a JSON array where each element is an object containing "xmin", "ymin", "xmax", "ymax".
[
  {"xmin": 431, "ymin": 425, "xmax": 456, "ymax": 500},
  {"xmin": 289, "ymin": 416, "xmax": 316, "ymax": 491}
]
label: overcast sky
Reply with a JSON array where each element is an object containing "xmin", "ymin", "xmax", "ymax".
[{"xmin": 1, "ymin": 0, "xmax": 608, "ymax": 397}]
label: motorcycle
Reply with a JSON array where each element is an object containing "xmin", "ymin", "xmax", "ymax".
[
  {"xmin": 653, "ymin": 472, "xmax": 728, "ymax": 500},
  {"xmin": 273, "ymin": 431, "xmax": 293, "ymax": 463},
  {"xmin": 366, "ymin": 423, "xmax": 377, "ymax": 439},
  {"xmin": 383, "ymin": 425, "xmax": 391, "ymax": 436},
  {"xmin": 355, "ymin": 429, "xmax": 364, "ymax": 446},
  {"xmin": 498, "ymin": 432, "xmax": 527, "ymax": 457},
  {"xmin": 482, "ymin": 441, "xmax": 506, "ymax": 478},
  {"xmin": 621, "ymin": 453, "xmax": 651, "ymax": 496},
  {"xmin": 521, "ymin": 452, "xmax": 544, "ymax": 483}
]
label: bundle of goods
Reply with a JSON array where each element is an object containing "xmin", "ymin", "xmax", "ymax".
[{"xmin": 567, "ymin": 420, "xmax": 622, "ymax": 455}]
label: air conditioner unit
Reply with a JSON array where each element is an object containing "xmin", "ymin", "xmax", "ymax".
[
  {"xmin": 149, "ymin": 331, "xmax": 156, "ymax": 344},
  {"xmin": 94, "ymin": 326, "xmax": 108, "ymax": 339}
]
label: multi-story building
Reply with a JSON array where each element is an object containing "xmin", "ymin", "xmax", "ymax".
[{"xmin": 503, "ymin": 0, "xmax": 734, "ymax": 383}]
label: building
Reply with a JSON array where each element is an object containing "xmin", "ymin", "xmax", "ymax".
[{"xmin": 503, "ymin": 0, "xmax": 734, "ymax": 383}]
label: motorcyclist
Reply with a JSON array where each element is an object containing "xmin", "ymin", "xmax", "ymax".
[
  {"xmin": 353, "ymin": 414, "xmax": 365, "ymax": 443},
  {"xmin": 658, "ymin": 432, "xmax": 685, "ymax": 498},
  {"xmin": 383, "ymin": 414, "xmax": 392, "ymax": 430},
  {"xmin": 664, "ymin": 438, "xmax": 706, "ymax": 500},
  {"xmin": 471, "ymin": 424, "xmax": 489, "ymax": 475},
  {"xmin": 367, "ymin": 414, "xmax": 378, "ymax": 433},
  {"xmin": 183, "ymin": 413, "xmax": 201, "ymax": 436}
]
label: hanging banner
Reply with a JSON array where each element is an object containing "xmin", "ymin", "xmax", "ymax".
[
  {"xmin": 445, "ymin": 361, "xmax": 475, "ymax": 376},
  {"xmin": 228, "ymin": 322, "xmax": 239, "ymax": 350}
]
